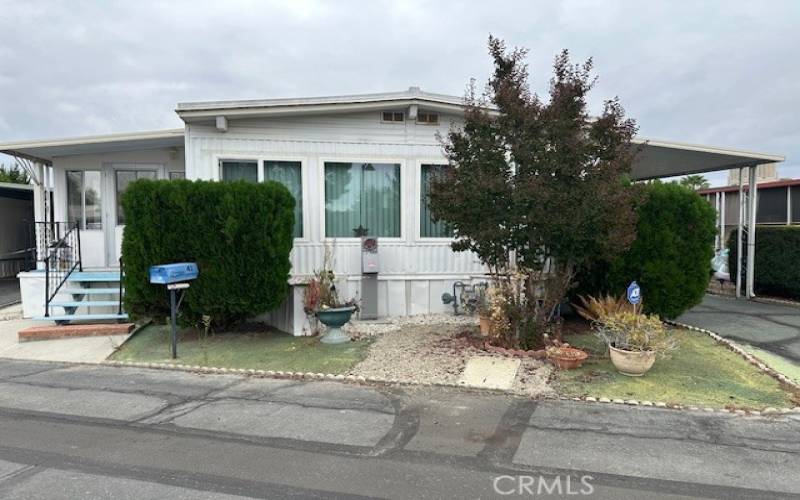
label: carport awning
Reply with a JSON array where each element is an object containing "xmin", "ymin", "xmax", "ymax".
[
  {"xmin": 0, "ymin": 129, "xmax": 185, "ymax": 164},
  {"xmin": 631, "ymin": 138, "xmax": 784, "ymax": 180}
]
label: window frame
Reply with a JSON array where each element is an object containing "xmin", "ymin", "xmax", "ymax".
[
  {"xmin": 319, "ymin": 156, "xmax": 406, "ymax": 243},
  {"xmin": 381, "ymin": 111, "xmax": 405, "ymax": 123},
  {"xmin": 66, "ymin": 169, "xmax": 104, "ymax": 231},
  {"xmin": 168, "ymin": 171, "xmax": 185, "ymax": 180},
  {"xmin": 414, "ymin": 159, "xmax": 456, "ymax": 242},
  {"xmin": 114, "ymin": 168, "xmax": 159, "ymax": 226},
  {"xmin": 213, "ymin": 154, "xmax": 309, "ymax": 241},
  {"xmin": 416, "ymin": 111, "xmax": 439, "ymax": 125}
]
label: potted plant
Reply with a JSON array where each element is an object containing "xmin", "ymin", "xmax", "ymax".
[
  {"xmin": 303, "ymin": 245, "xmax": 359, "ymax": 344},
  {"xmin": 546, "ymin": 344, "xmax": 588, "ymax": 369},
  {"xmin": 594, "ymin": 311, "xmax": 677, "ymax": 376}
]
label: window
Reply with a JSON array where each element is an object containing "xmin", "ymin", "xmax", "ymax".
[
  {"xmin": 417, "ymin": 112, "xmax": 439, "ymax": 125},
  {"xmin": 116, "ymin": 170, "xmax": 157, "ymax": 224},
  {"xmin": 264, "ymin": 161, "xmax": 303, "ymax": 238},
  {"xmin": 168, "ymin": 171, "xmax": 185, "ymax": 180},
  {"xmin": 420, "ymin": 164, "xmax": 454, "ymax": 238},
  {"xmin": 382, "ymin": 111, "xmax": 404, "ymax": 122},
  {"xmin": 220, "ymin": 160, "xmax": 258, "ymax": 182},
  {"xmin": 67, "ymin": 170, "xmax": 103, "ymax": 230},
  {"xmin": 324, "ymin": 162, "xmax": 401, "ymax": 237}
]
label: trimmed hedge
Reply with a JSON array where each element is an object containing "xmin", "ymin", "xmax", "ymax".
[
  {"xmin": 728, "ymin": 226, "xmax": 800, "ymax": 299},
  {"xmin": 574, "ymin": 182, "xmax": 716, "ymax": 319},
  {"xmin": 121, "ymin": 179, "xmax": 295, "ymax": 327}
]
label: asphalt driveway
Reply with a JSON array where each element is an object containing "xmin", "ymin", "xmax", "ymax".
[{"xmin": 677, "ymin": 295, "xmax": 800, "ymax": 364}]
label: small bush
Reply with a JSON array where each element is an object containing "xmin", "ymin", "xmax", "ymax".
[
  {"xmin": 575, "ymin": 182, "xmax": 716, "ymax": 319},
  {"xmin": 728, "ymin": 226, "xmax": 800, "ymax": 299},
  {"xmin": 121, "ymin": 179, "xmax": 295, "ymax": 327}
]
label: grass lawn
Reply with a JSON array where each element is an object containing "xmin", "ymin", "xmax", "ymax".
[
  {"xmin": 111, "ymin": 324, "xmax": 371, "ymax": 374},
  {"xmin": 555, "ymin": 326, "xmax": 797, "ymax": 410}
]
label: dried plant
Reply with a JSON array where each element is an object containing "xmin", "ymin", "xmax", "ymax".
[
  {"xmin": 594, "ymin": 311, "xmax": 677, "ymax": 356},
  {"xmin": 573, "ymin": 294, "xmax": 632, "ymax": 322}
]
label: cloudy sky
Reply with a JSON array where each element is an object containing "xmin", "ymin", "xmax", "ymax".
[{"xmin": 1, "ymin": 0, "xmax": 798, "ymax": 186}]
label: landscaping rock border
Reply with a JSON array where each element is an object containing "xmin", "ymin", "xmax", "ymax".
[{"xmin": 99, "ymin": 355, "xmax": 799, "ymax": 418}]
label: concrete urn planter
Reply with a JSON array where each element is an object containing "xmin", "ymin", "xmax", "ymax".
[
  {"xmin": 317, "ymin": 306, "xmax": 356, "ymax": 344},
  {"xmin": 609, "ymin": 345, "xmax": 656, "ymax": 376}
]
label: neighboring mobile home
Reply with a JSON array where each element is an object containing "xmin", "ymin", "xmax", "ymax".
[{"xmin": 0, "ymin": 88, "xmax": 784, "ymax": 334}]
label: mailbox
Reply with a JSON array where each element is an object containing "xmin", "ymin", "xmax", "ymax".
[
  {"xmin": 361, "ymin": 237, "xmax": 378, "ymax": 274},
  {"xmin": 149, "ymin": 262, "xmax": 199, "ymax": 285},
  {"xmin": 149, "ymin": 262, "xmax": 198, "ymax": 360}
]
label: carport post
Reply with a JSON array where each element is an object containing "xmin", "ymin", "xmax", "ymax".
[
  {"xmin": 746, "ymin": 165, "xmax": 758, "ymax": 299},
  {"xmin": 736, "ymin": 168, "xmax": 744, "ymax": 298}
]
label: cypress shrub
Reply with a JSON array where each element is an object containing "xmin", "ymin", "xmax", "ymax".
[
  {"xmin": 574, "ymin": 182, "xmax": 716, "ymax": 318},
  {"xmin": 121, "ymin": 179, "xmax": 295, "ymax": 327},
  {"xmin": 728, "ymin": 226, "xmax": 800, "ymax": 299}
]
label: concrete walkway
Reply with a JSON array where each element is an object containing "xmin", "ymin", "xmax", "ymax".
[
  {"xmin": 0, "ymin": 359, "xmax": 798, "ymax": 498},
  {"xmin": 0, "ymin": 318, "xmax": 129, "ymax": 363},
  {"xmin": 677, "ymin": 295, "xmax": 800, "ymax": 365}
]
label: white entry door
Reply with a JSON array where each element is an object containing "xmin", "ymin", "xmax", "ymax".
[{"xmin": 106, "ymin": 164, "xmax": 163, "ymax": 267}]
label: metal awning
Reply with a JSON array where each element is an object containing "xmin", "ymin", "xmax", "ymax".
[
  {"xmin": 631, "ymin": 138, "xmax": 784, "ymax": 180},
  {"xmin": 0, "ymin": 129, "xmax": 184, "ymax": 164}
]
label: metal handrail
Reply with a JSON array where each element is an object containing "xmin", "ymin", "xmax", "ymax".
[{"xmin": 43, "ymin": 222, "xmax": 82, "ymax": 317}]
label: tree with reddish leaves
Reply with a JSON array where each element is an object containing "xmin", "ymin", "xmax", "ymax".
[{"xmin": 429, "ymin": 37, "xmax": 640, "ymax": 348}]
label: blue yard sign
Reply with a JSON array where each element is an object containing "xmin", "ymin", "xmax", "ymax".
[{"xmin": 627, "ymin": 281, "xmax": 641, "ymax": 305}]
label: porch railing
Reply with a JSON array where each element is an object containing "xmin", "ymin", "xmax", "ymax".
[{"xmin": 41, "ymin": 222, "xmax": 82, "ymax": 317}]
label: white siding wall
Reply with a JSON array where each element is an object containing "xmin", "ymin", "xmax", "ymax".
[
  {"xmin": 51, "ymin": 148, "xmax": 185, "ymax": 269},
  {"xmin": 184, "ymin": 110, "xmax": 487, "ymax": 329}
]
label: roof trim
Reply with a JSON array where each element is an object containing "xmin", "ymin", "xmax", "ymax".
[
  {"xmin": 698, "ymin": 178, "xmax": 800, "ymax": 194},
  {"xmin": 176, "ymin": 87, "xmax": 465, "ymax": 112},
  {"xmin": 0, "ymin": 181, "xmax": 33, "ymax": 191},
  {"xmin": 0, "ymin": 128, "xmax": 184, "ymax": 152}
]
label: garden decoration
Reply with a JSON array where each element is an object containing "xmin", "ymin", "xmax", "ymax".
[{"xmin": 303, "ymin": 243, "xmax": 359, "ymax": 344}]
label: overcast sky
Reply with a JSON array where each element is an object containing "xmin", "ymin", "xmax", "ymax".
[{"xmin": 1, "ymin": 0, "xmax": 798, "ymax": 186}]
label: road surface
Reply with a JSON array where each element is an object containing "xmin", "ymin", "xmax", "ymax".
[{"xmin": 0, "ymin": 359, "xmax": 797, "ymax": 499}]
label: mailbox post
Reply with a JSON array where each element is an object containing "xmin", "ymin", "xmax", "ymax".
[
  {"xmin": 149, "ymin": 263, "xmax": 199, "ymax": 359},
  {"xmin": 361, "ymin": 237, "xmax": 378, "ymax": 319}
]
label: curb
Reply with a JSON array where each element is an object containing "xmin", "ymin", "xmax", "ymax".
[
  {"xmin": 100, "ymin": 357, "xmax": 799, "ymax": 419},
  {"xmin": 665, "ymin": 319, "xmax": 800, "ymax": 392}
]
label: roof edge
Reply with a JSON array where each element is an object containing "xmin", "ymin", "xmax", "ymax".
[
  {"xmin": 634, "ymin": 137, "xmax": 784, "ymax": 163},
  {"xmin": 0, "ymin": 128, "xmax": 184, "ymax": 152}
]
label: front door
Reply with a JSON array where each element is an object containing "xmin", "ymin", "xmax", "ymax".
[{"xmin": 105, "ymin": 164, "xmax": 162, "ymax": 267}]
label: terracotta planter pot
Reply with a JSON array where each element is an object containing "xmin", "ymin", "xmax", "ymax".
[
  {"xmin": 609, "ymin": 345, "xmax": 656, "ymax": 376},
  {"xmin": 479, "ymin": 315, "xmax": 491, "ymax": 337},
  {"xmin": 548, "ymin": 347, "xmax": 588, "ymax": 370}
]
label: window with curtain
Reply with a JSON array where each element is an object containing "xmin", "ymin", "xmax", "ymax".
[
  {"xmin": 264, "ymin": 160, "xmax": 303, "ymax": 238},
  {"xmin": 220, "ymin": 160, "xmax": 258, "ymax": 182},
  {"xmin": 420, "ymin": 164, "xmax": 453, "ymax": 238},
  {"xmin": 67, "ymin": 170, "xmax": 103, "ymax": 230},
  {"xmin": 324, "ymin": 162, "xmax": 401, "ymax": 237},
  {"xmin": 116, "ymin": 170, "xmax": 157, "ymax": 224}
]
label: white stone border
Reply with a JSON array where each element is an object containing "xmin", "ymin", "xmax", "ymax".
[{"xmin": 99, "ymin": 353, "xmax": 800, "ymax": 419}]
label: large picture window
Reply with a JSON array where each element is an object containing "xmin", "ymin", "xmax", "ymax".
[
  {"xmin": 265, "ymin": 160, "xmax": 303, "ymax": 238},
  {"xmin": 324, "ymin": 162, "xmax": 401, "ymax": 237},
  {"xmin": 420, "ymin": 164, "xmax": 453, "ymax": 238},
  {"xmin": 116, "ymin": 170, "xmax": 157, "ymax": 224},
  {"xmin": 67, "ymin": 170, "xmax": 102, "ymax": 230},
  {"xmin": 220, "ymin": 160, "xmax": 258, "ymax": 183}
]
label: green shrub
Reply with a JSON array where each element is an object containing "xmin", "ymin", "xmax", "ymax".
[
  {"xmin": 121, "ymin": 179, "xmax": 295, "ymax": 327},
  {"xmin": 574, "ymin": 182, "xmax": 716, "ymax": 319},
  {"xmin": 728, "ymin": 226, "xmax": 800, "ymax": 299}
]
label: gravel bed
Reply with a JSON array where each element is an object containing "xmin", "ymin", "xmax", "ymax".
[{"xmin": 348, "ymin": 319, "xmax": 554, "ymax": 397}]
